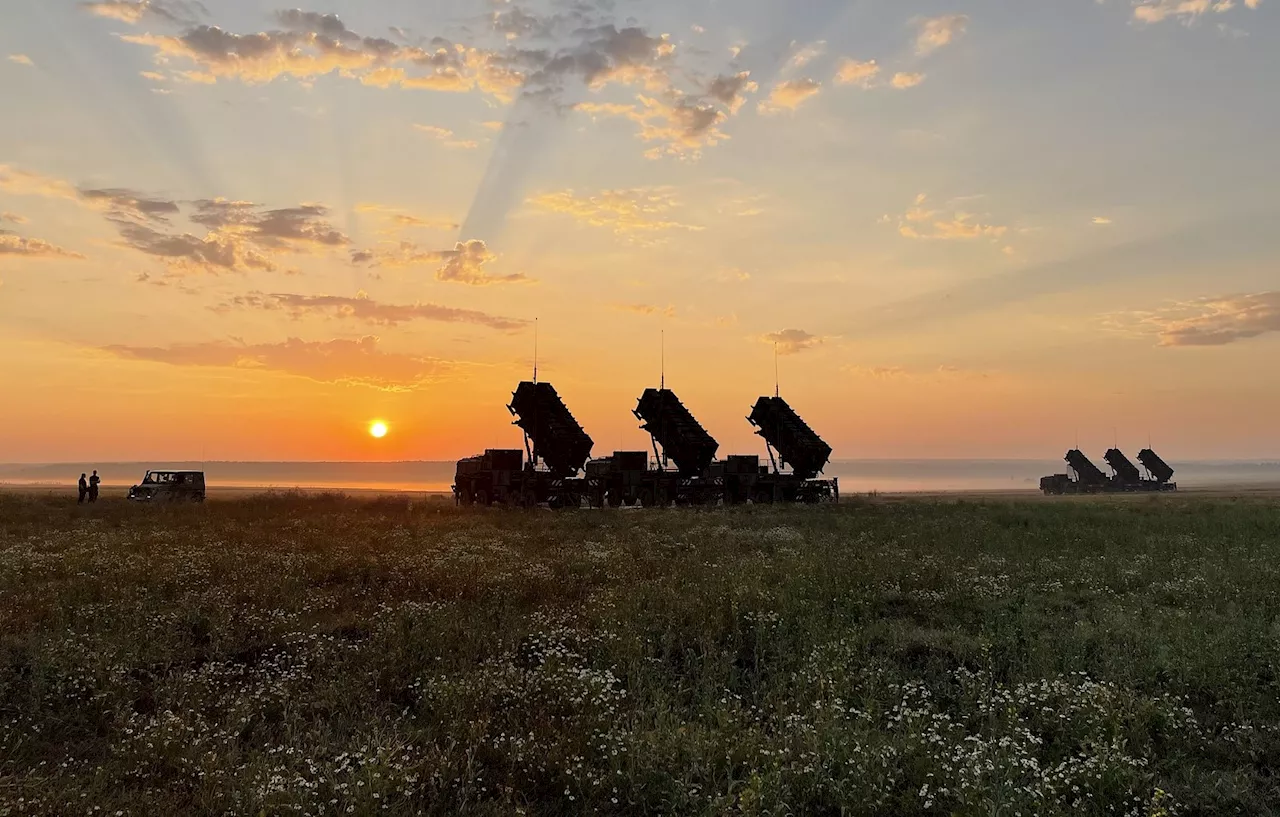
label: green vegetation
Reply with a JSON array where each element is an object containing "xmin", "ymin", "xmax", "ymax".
[{"xmin": 3, "ymin": 494, "xmax": 1280, "ymax": 816}]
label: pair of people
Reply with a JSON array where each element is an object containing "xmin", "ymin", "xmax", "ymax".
[{"xmin": 78, "ymin": 471, "xmax": 100, "ymax": 504}]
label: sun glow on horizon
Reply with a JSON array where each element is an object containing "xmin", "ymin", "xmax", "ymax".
[{"xmin": 369, "ymin": 421, "xmax": 388, "ymax": 439}]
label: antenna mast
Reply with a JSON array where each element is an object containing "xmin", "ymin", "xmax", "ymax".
[
  {"xmin": 532, "ymin": 318, "xmax": 538, "ymax": 384},
  {"xmin": 660, "ymin": 330, "xmax": 665, "ymax": 390},
  {"xmin": 774, "ymin": 343, "xmax": 780, "ymax": 398}
]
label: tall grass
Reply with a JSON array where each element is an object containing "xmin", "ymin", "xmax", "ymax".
[{"xmin": 2, "ymin": 494, "xmax": 1279, "ymax": 815}]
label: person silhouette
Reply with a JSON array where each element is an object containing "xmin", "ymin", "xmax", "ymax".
[
  {"xmin": 78, "ymin": 473, "xmax": 88, "ymax": 504},
  {"xmin": 89, "ymin": 470, "xmax": 100, "ymax": 503}
]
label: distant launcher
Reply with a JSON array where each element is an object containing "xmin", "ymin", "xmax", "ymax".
[
  {"xmin": 634, "ymin": 388, "xmax": 719, "ymax": 477},
  {"xmin": 1104, "ymin": 448, "xmax": 1143, "ymax": 485},
  {"xmin": 1138, "ymin": 448, "xmax": 1175, "ymax": 485},
  {"xmin": 1065, "ymin": 449, "xmax": 1108, "ymax": 487},
  {"xmin": 748, "ymin": 396, "xmax": 832, "ymax": 479},
  {"xmin": 1041, "ymin": 447, "xmax": 1178, "ymax": 495},
  {"xmin": 508, "ymin": 381, "xmax": 594, "ymax": 477}
]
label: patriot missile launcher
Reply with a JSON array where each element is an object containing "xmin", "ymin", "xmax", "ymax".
[
  {"xmin": 747, "ymin": 395, "xmax": 838, "ymax": 502},
  {"xmin": 453, "ymin": 380, "xmax": 593, "ymax": 508}
]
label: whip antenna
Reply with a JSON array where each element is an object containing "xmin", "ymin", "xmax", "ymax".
[
  {"xmin": 533, "ymin": 318, "xmax": 538, "ymax": 384},
  {"xmin": 774, "ymin": 342, "xmax": 780, "ymax": 398},
  {"xmin": 660, "ymin": 330, "xmax": 665, "ymax": 390}
]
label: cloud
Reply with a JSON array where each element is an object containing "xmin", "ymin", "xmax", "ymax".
[
  {"xmin": 526, "ymin": 188, "xmax": 702, "ymax": 237},
  {"xmin": 1093, "ymin": 216, "xmax": 1113, "ymax": 225},
  {"xmin": 109, "ymin": 8, "xmax": 755, "ymax": 159},
  {"xmin": 613, "ymin": 303, "xmax": 676, "ymax": 318},
  {"xmin": 80, "ymin": 0, "xmax": 202, "ymax": 25},
  {"xmin": 413, "ymin": 124, "xmax": 480, "ymax": 149},
  {"xmin": 788, "ymin": 41, "xmax": 826, "ymax": 69},
  {"xmin": 705, "ymin": 72, "xmax": 758, "ymax": 114},
  {"xmin": 80, "ymin": 188, "xmax": 182, "ymax": 223},
  {"xmin": 1136, "ymin": 292, "xmax": 1280, "ymax": 347},
  {"xmin": 891, "ymin": 72, "xmax": 926, "ymax": 90},
  {"xmin": 0, "ymin": 165, "xmax": 79, "ymax": 200},
  {"xmin": 891, "ymin": 194, "xmax": 1009, "ymax": 244},
  {"xmin": 103, "ymin": 336, "xmax": 451, "ymax": 390},
  {"xmin": 212, "ymin": 291, "xmax": 527, "ymax": 331},
  {"xmin": 1132, "ymin": 0, "xmax": 1260, "ymax": 24},
  {"xmin": 757, "ymin": 78, "xmax": 822, "ymax": 114},
  {"xmin": 0, "ymin": 231, "xmax": 85, "ymax": 259},
  {"xmin": 1, "ymin": 212, "xmax": 28, "ymax": 224},
  {"xmin": 763, "ymin": 328, "xmax": 825, "ymax": 355},
  {"xmin": 1, "ymin": 163, "xmax": 366, "ymax": 275},
  {"xmin": 355, "ymin": 204, "xmax": 458, "ymax": 233},
  {"xmin": 352, "ymin": 238, "xmax": 530, "ymax": 285},
  {"xmin": 576, "ymin": 95, "xmax": 730, "ymax": 159},
  {"xmin": 834, "ymin": 58, "xmax": 880, "ymax": 87},
  {"xmin": 436, "ymin": 239, "xmax": 527, "ymax": 285},
  {"xmin": 916, "ymin": 15, "xmax": 968, "ymax": 56},
  {"xmin": 7, "ymin": 54, "xmax": 34, "ymax": 67}
]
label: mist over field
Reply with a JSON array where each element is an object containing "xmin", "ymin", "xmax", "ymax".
[{"xmin": 4, "ymin": 460, "xmax": 1280, "ymax": 494}]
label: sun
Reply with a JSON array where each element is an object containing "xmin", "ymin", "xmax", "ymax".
[{"xmin": 369, "ymin": 421, "xmax": 388, "ymax": 439}]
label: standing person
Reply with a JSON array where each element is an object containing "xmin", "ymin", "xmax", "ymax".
[
  {"xmin": 89, "ymin": 470, "xmax": 100, "ymax": 503},
  {"xmin": 78, "ymin": 473, "xmax": 88, "ymax": 504}
]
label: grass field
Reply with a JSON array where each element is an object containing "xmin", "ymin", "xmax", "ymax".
[{"xmin": 2, "ymin": 494, "xmax": 1279, "ymax": 816}]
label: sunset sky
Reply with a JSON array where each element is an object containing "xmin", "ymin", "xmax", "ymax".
[{"xmin": 2, "ymin": 0, "xmax": 1278, "ymax": 464}]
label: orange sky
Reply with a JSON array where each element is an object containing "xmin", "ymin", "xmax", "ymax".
[{"xmin": 2, "ymin": 0, "xmax": 1278, "ymax": 462}]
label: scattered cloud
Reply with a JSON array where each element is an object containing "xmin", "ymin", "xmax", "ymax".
[
  {"xmin": 757, "ymin": 78, "xmax": 822, "ymax": 114},
  {"xmin": 613, "ymin": 303, "xmax": 677, "ymax": 318},
  {"xmin": 915, "ymin": 15, "xmax": 969, "ymax": 55},
  {"xmin": 527, "ymin": 188, "xmax": 701, "ymax": 237},
  {"xmin": 4, "ymin": 162, "xmax": 355, "ymax": 275},
  {"xmin": 844, "ymin": 363, "xmax": 991, "ymax": 380},
  {"xmin": 1132, "ymin": 0, "xmax": 1261, "ymax": 25},
  {"xmin": 355, "ymin": 204, "xmax": 458, "ymax": 233},
  {"xmin": 1, "ymin": 212, "xmax": 28, "ymax": 224},
  {"xmin": 212, "ymin": 291, "xmax": 527, "ymax": 331},
  {"xmin": 352, "ymin": 238, "xmax": 530, "ymax": 286},
  {"xmin": 763, "ymin": 328, "xmax": 825, "ymax": 355},
  {"xmin": 788, "ymin": 41, "xmax": 826, "ymax": 69},
  {"xmin": 107, "ymin": 7, "xmax": 757, "ymax": 158},
  {"xmin": 0, "ymin": 231, "xmax": 85, "ymax": 259},
  {"xmin": 705, "ymin": 72, "xmax": 758, "ymax": 114},
  {"xmin": 7, "ymin": 54, "xmax": 34, "ymax": 67},
  {"xmin": 1093, "ymin": 216, "xmax": 1113, "ymax": 225},
  {"xmin": 0, "ymin": 165, "xmax": 79, "ymax": 200},
  {"xmin": 834, "ymin": 58, "xmax": 880, "ymax": 87},
  {"xmin": 891, "ymin": 194, "xmax": 1009, "ymax": 244},
  {"xmin": 1134, "ymin": 292, "xmax": 1280, "ymax": 347},
  {"xmin": 102, "ymin": 336, "xmax": 452, "ymax": 390},
  {"xmin": 891, "ymin": 72, "xmax": 926, "ymax": 90},
  {"xmin": 414, "ymin": 124, "xmax": 480, "ymax": 149},
  {"xmin": 81, "ymin": 0, "xmax": 202, "ymax": 25}
]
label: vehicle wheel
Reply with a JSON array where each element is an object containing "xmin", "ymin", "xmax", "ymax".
[
  {"xmin": 639, "ymin": 489, "xmax": 655, "ymax": 508},
  {"xmin": 475, "ymin": 489, "xmax": 490, "ymax": 507},
  {"xmin": 607, "ymin": 492, "xmax": 623, "ymax": 508}
]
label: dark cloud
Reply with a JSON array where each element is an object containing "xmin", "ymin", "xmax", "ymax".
[
  {"xmin": 79, "ymin": 188, "xmax": 180, "ymax": 223},
  {"xmin": 190, "ymin": 200, "xmax": 349, "ymax": 249},
  {"xmin": 103, "ymin": 336, "xmax": 450, "ymax": 390},
  {"xmin": 214, "ymin": 291, "xmax": 529, "ymax": 331},
  {"xmin": 275, "ymin": 9, "xmax": 357, "ymax": 41}
]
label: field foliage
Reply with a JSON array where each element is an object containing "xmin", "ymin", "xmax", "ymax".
[{"xmin": 2, "ymin": 494, "xmax": 1280, "ymax": 815}]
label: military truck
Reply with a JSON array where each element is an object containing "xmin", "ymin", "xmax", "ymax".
[{"xmin": 128, "ymin": 470, "xmax": 206, "ymax": 502}]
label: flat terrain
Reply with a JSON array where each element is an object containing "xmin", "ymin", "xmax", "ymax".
[{"xmin": 2, "ymin": 495, "xmax": 1279, "ymax": 815}]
